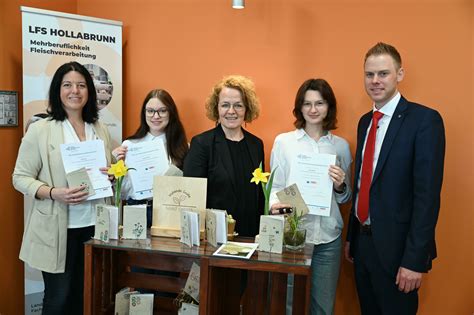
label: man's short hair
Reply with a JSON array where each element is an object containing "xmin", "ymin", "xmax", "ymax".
[{"xmin": 365, "ymin": 42, "xmax": 402, "ymax": 69}]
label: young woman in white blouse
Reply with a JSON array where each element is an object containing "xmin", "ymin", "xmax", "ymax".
[
  {"xmin": 112, "ymin": 89, "xmax": 188, "ymax": 226},
  {"xmin": 270, "ymin": 78, "xmax": 352, "ymax": 315}
]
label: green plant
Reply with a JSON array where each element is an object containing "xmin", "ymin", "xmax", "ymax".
[{"xmin": 284, "ymin": 210, "xmax": 306, "ymax": 248}]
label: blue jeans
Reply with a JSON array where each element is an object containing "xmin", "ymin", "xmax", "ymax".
[{"xmin": 287, "ymin": 235, "xmax": 342, "ymax": 315}]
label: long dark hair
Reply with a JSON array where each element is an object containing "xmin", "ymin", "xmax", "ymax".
[
  {"xmin": 128, "ymin": 89, "xmax": 188, "ymax": 169},
  {"xmin": 47, "ymin": 61, "xmax": 98, "ymax": 123},
  {"xmin": 293, "ymin": 78, "xmax": 337, "ymax": 130}
]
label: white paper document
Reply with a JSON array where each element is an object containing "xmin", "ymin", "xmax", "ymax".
[
  {"xmin": 60, "ymin": 139, "xmax": 113, "ymax": 200},
  {"xmin": 125, "ymin": 139, "xmax": 169, "ymax": 199},
  {"xmin": 289, "ymin": 153, "xmax": 336, "ymax": 216}
]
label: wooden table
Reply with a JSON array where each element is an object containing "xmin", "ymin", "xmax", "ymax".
[{"xmin": 84, "ymin": 237, "xmax": 313, "ymax": 314}]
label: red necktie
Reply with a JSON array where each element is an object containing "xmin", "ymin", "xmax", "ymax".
[{"xmin": 357, "ymin": 111, "xmax": 384, "ymax": 223}]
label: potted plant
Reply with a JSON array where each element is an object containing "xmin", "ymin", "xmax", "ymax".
[{"xmin": 284, "ymin": 210, "xmax": 306, "ymax": 251}]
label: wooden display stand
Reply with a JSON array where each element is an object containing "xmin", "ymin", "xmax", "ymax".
[
  {"xmin": 150, "ymin": 176, "xmax": 207, "ymax": 238},
  {"xmin": 84, "ymin": 236, "xmax": 314, "ymax": 314}
]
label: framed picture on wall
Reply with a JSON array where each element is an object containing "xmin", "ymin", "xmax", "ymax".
[{"xmin": 0, "ymin": 90, "xmax": 18, "ymax": 127}]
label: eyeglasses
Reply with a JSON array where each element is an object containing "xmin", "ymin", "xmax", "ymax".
[
  {"xmin": 144, "ymin": 108, "xmax": 169, "ymax": 118},
  {"xmin": 302, "ymin": 100, "xmax": 327, "ymax": 110},
  {"xmin": 219, "ymin": 103, "xmax": 246, "ymax": 112}
]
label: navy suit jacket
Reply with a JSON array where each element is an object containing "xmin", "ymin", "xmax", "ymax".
[
  {"xmin": 183, "ymin": 125, "xmax": 265, "ymax": 236},
  {"xmin": 347, "ymin": 96, "xmax": 445, "ymax": 276}
]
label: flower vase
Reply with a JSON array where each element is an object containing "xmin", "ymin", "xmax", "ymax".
[{"xmin": 284, "ymin": 228, "xmax": 306, "ymax": 251}]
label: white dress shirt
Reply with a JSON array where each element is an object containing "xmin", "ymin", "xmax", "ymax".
[
  {"xmin": 355, "ymin": 92, "xmax": 400, "ymax": 224},
  {"xmin": 269, "ymin": 129, "xmax": 352, "ymax": 245},
  {"xmin": 63, "ymin": 119, "xmax": 104, "ymax": 228},
  {"xmin": 119, "ymin": 133, "xmax": 172, "ymax": 200}
]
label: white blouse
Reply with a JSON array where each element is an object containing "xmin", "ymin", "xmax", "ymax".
[
  {"xmin": 269, "ymin": 129, "xmax": 352, "ymax": 245},
  {"xmin": 63, "ymin": 119, "xmax": 105, "ymax": 228}
]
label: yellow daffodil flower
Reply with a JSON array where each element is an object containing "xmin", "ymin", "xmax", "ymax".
[
  {"xmin": 108, "ymin": 160, "xmax": 129, "ymax": 178},
  {"xmin": 250, "ymin": 167, "xmax": 270, "ymax": 185}
]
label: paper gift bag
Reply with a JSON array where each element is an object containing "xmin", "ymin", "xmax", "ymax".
[
  {"xmin": 114, "ymin": 287, "xmax": 138, "ymax": 315},
  {"xmin": 258, "ymin": 215, "xmax": 285, "ymax": 254},
  {"xmin": 94, "ymin": 204, "xmax": 110, "ymax": 242},
  {"xmin": 178, "ymin": 303, "xmax": 199, "ymax": 315},
  {"xmin": 205, "ymin": 209, "xmax": 227, "ymax": 248},
  {"xmin": 123, "ymin": 204, "xmax": 147, "ymax": 239},
  {"xmin": 129, "ymin": 293, "xmax": 154, "ymax": 315},
  {"xmin": 151, "ymin": 176, "xmax": 207, "ymax": 238},
  {"xmin": 183, "ymin": 262, "xmax": 200, "ymax": 302},
  {"xmin": 180, "ymin": 210, "xmax": 200, "ymax": 247}
]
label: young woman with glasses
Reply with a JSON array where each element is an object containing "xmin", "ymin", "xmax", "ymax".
[
  {"xmin": 112, "ymin": 89, "xmax": 188, "ymax": 226},
  {"xmin": 269, "ymin": 78, "xmax": 352, "ymax": 314}
]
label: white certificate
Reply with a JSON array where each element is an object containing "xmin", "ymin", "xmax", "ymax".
[
  {"xmin": 289, "ymin": 153, "xmax": 336, "ymax": 216},
  {"xmin": 125, "ymin": 139, "xmax": 169, "ymax": 199},
  {"xmin": 60, "ymin": 139, "xmax": 113, "ymax": 200}
]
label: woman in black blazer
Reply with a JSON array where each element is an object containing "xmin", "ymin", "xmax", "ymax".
[{"xmin": 183, "ymin": 75, "xmax": 264, "ymax": 237}]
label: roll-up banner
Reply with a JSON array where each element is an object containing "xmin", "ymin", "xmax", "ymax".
[{"xmin": 21, "ymin": 7, "xmax": 122, "ymax": 314}]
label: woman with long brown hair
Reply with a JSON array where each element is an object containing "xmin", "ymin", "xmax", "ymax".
[{"xmin": 112, "ymin": 88, "xmax": 188, "ymax": 226}]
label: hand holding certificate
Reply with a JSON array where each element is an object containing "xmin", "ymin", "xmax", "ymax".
[
  {"xmin": 125, "ymin": 139, "xmax": 169, "ymax": 199},
  {"xmin": 60, "ymin": 139, "xmax": 113, "ymax": 200},
  {"xmin": 288, "ymin": 153, "xmax": 336, "ymax": 216}
]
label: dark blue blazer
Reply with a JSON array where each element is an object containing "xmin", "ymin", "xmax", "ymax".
[{"xmin": 347, "ymin": 96, "xmax": 445, "ymax": 276}]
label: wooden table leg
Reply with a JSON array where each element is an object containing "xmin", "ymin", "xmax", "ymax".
[
  {"xmin": 199, "ymin": 257, "xmax": 209, "ymax": 315},
  {"xmin": 93, "ymin": 248, "xmax": 104, "ymax": 314},
  {"xmin": 268, "ymin": 272, "xmax": 287, "ymax": 315},
  {"xmin": 293, "ymin": 274, "xmax": 311, "ymax": 315}
]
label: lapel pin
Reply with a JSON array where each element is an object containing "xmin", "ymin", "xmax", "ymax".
[{"xmin": 398, "ymin": 114, "xmax": 402, "ymax": 118}]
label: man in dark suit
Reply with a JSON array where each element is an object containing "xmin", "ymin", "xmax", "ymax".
[{"xmin": 345, "ymin": 42, "xmax": 445, "ymax": 314}]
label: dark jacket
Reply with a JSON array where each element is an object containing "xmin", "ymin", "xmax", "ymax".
[
  {"xmin": 347, "ymin": 96, "xmax": 445, "ymax": 276},
  {"xmin": 183, "ymin": 125, "xmax": 264, "ymax": 236}
]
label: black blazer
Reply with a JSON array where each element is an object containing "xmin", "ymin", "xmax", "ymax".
[
  {"xmin": 347, "ymin": 96, "xmax": 445, "ymax": 276},
  {"xmin": 183, "ymin": 125, "xmax": 265, "ymax": 236}
]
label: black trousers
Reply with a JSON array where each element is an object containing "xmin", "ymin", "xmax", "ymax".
[
  {"xmin": 353, "ymin": 232, "xmax": 418, "ymax": 315},
  {"xmin": 41, "ymin": 226, "xmax": 94, "ymax": 315}
]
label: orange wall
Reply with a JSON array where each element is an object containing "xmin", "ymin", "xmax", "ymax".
[
  {"xmin": 0, "ymin": 1, "xmax": 78, "ymax": 314},
  {"xmin": 1, "ymin": 0, "xmax": 472, "ymax": 314}
]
